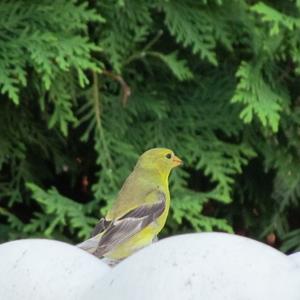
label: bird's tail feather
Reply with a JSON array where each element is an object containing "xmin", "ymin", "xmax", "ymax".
[
  {"xmin": 77, "ymin": 236, "xmax": 121, "ymax": 266},
  {"xmin": 77, "ymin": 236, "xmax": 101, "ymax": 254}
]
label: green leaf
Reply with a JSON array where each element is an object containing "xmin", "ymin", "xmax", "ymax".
[
  {"xmin": 232, "ymin": 61, "xmax": 285, "ymax": 132},
  {"xmin": 251, "ymin": 2, "xmax": 300, "ymax": 36},
  {"xmin": 162, "ymin": 1, "xmax": 218, "ymax": 65},
  {"xmin": 26, "ymin": 183, "xmax": 97, "ymax": 239},
  {"xmin": 150, "ymin": 51, "xmax": 193, "ymax": 81}
]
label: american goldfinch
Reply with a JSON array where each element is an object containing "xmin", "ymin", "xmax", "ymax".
[{"xmin": 78, "ymin": 148, "xmax": 182, "ymax": 261}]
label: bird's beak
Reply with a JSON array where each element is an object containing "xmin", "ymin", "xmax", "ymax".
[{"xmin": 172, "ymin": 155, "xmax": 183, "ymax": 166}]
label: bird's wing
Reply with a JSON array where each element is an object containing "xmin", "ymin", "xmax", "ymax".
[
  {"xmin": 77, "ymin": 219, "xmax": 112, "ymax": 253},
  {"xmin": 90, "ymin": 218, "xmax": 111, "ymax": 237},
  {"xmin": 94, "ymin": 191, "xmax": 166, "ymax": 257}
]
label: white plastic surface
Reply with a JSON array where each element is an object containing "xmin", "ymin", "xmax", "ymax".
[
  {"xmin": 289, "ymin": 252, "xmax": 300, "ymax": 267},
  {"xmin": 98, "ymin": 233, "xmax": 300, "ymax": 300},
  {"xmin": 0, "ymin": 239, "xmax": 110, "ymax": 300}
]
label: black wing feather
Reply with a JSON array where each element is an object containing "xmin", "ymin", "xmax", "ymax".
[
  {"xmin": 90, "ymin": 218, "xmax": 111, "ymax": 238},
  {"xmin": 94, "ymin": 191, "xmax": 166, "ymax": 257}
]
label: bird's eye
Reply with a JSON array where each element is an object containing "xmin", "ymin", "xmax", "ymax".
[{"xmin": 165, "ymin": 153, "xmax": 172, "ymax": 159}]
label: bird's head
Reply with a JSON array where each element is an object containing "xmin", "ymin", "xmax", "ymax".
[{"xmin": 137, "ymin": 148, "xmax": 183, "ymax": 176}]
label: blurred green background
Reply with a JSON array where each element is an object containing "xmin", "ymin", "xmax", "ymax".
[{"xmin": 0, "ymin": 0, "xmax": 299, "ymax": 253}]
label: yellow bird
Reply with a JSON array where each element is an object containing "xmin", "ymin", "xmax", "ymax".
[{"xmin": 78, "ymin": 148, "xmax": 182, "ymax": 261}]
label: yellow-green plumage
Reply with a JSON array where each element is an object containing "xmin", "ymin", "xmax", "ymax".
[
  {"xmin": 105, "ymin": 167, "xmax": 171, "ymax": 259},
  {"xmin": 77, "ymin": 148, "xmax": 182, "ymax": 260}
]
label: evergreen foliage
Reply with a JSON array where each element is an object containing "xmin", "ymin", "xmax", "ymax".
[{"xmin": 0, "ymin": 0, "xmax": 299, "ymax": 252}]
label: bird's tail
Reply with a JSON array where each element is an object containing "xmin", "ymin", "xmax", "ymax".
[
  {"xmin": 77, "ymin": 235, "xmax": 121, "ymax": 266},
  {"xmin": 77, "ymin": 235, "xmax": 102, "ymax": 255}
]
